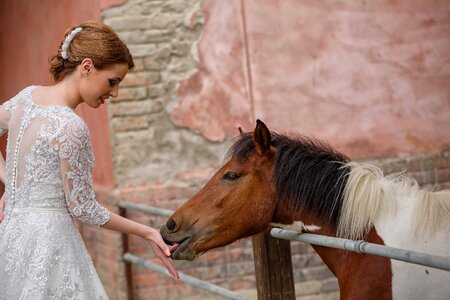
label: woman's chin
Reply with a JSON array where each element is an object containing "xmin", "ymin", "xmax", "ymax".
[{"xmin": 84, "ymin": 101, "xmax": 102, "ymax": 108}]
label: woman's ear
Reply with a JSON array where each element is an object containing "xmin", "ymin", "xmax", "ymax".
[{"xmin": 79, "ymin": 58, "xmax": 93, "ymax": 77}]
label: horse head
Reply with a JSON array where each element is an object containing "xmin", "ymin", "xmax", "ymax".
[{"xmin": 160, "ymin": 120, "xmax": 278, "ymax": 260}]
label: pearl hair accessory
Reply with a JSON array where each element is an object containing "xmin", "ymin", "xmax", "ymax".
[{"xmin": 61, "ymin": 27, "xmax": 82, "ymax": 60}]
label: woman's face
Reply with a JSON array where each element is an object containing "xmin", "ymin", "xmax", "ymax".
[{"xmin": 80, "ymin": 63, "xmax": 129, "ymax": 108}]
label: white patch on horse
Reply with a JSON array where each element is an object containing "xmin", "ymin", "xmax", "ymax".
[
  {"xmin": 270, "ymin": 221, "xmax": 321, "ymax": 233},
  {"xmin": 340, "ymin": 162, "xmax": 450, "ymax": 299},
  {"xmin": 375, "ymin": 188, "xmax": 450, "ymax": 300}
]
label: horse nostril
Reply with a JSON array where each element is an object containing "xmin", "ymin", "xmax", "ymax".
[{"xmin": 166, "ymin": 218, "xmax": 177, "ymax": 231}]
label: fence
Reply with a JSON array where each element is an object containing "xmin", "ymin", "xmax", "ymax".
[
  {"xmin": 118, "ymin": 202, "xmax": 450, "ymax": 300},
  {"xmin": 118, "ymin": 202, "xmax": 251, "ymax": 300}
]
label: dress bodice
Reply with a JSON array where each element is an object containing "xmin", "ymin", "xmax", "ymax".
[{"xmin": 0, "ymin": 86, "xmax": 110, "ymax": 226}]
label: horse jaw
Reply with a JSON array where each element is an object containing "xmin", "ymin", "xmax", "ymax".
[
  {"xmin": 160, "ymin": 226, "xmax": 197, "ymax": 261},
  {"xmin": 170, "ymin": 237, "xmax": 197, "ymax": 261},
  {"xmin": 161, "ymin": 223, "xmax": 220, "ymax": 261}
]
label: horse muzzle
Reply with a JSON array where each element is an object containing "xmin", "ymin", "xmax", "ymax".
[{"xmin": 160, "ymin": 226, "xmax": 198, "ymax": 261}]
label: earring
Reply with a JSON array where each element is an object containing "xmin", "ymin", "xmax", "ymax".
[{"xmin": 83, "ymin": 74, "xmax": 88, "ymax": 77}]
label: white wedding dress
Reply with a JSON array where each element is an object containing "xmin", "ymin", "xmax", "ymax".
[{"xmin": 0, "ymin": 86, "xmax": 110, "ymax": 299}]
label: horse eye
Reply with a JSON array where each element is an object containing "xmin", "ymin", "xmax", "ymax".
[{"xmin": 223, "ymin": 172, "xmax": 240, "ymax": 181}]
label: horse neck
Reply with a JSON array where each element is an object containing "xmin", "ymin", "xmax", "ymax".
[
  {"xmin": 271, "ymin": 161, "xmax": 349, "ymax": 232},
  {"xmin": 272, "ymin": 196, "xmax": 393, "ymax": 296},
  {"xmin": 310, "ymin": 225, "xmax": 392, "ymax": 298},
  {"xmin": 271, "ymin": 209, "xmax": 345, "ymax": 274}
]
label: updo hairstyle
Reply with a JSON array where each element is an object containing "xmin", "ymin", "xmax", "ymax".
[{"xmin": 49, "ymin": 21, "xmax": 134, "ymax": 82}]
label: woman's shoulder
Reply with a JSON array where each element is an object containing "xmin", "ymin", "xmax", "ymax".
[
  {"xmin": 14, "ymin": 85, "xmax": 36, "ymax": 97},
  {"xmin": 2, "ymin": 85, "xmax": 36, "ymax": 111},
  {"xmin": 11, "ymin": 85, "xmax": 36, "ymax": 100},
  {"xmin": 62, "ymin": 111, "xmax": 90, "ymax": 137}
]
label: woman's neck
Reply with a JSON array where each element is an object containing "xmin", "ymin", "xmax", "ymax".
[{"xmin": 34, "ymin": 76, "xmax": 81, "ymax": 109}]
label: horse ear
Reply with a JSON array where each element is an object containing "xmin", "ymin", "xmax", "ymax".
[
  {"xmin": 253, "ymin": 119, "xmax": 271, "ymax": 155},
  {"xmin": 238, "ymin": 127, "xmax": 245, "ymax": 136}
]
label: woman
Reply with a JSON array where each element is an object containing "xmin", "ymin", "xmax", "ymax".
[{"xmin": 0, "ymin": 22, "xmax": 179, "ymax": 299}]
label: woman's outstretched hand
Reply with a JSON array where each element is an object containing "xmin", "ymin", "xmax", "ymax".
[
  {"xmin": 101, "ymin": 212, "xmax": 180, "ymax": 282},
  {"xmin": 146, "ymin": 228, "xmax": 180, "ymax": 282},
  {"xmin": 0, "ymin": 193, "xmax": 5, "ymax": 223}
]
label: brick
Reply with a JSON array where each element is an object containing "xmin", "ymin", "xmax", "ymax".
[
  {"xmin": 171, "ymin": 42, "xmax": 191, "ymax": 56},
  {"xmin": 121, "ymin": 71, "xmax": 161, "ymax": 87},
  {"xmin": 168, "ymin": 58, "xmax": 195, "ymax": 73},
  {"xmin": 116, "ymin": 129, "xmax": 155, "ymax": 143},
  {"xmin": 110, "ymin": 99, "xmax": 156, "ymax": 117},
  {"xmin": 301, "ymin": 265, "xmax": 335, "ymax": 281},
  {"xmin": 105, "ymin": 16, "xmax": 152, "ymax": 30},
  {"xmin": 128, "ymin": 44, "xmax": 157, "ymax": 58},
  {"xmin": 228, "ymin": 276, "xmax": 256, "ymax": 290},
  {"xmin": 322, "ymin": 277, "xmax": 339, "ymax": 292},
  {"xmin": 162, "ymin": 1, "xmax": 191, "ymax": 14},
  {"xmin": 111, "ymin": 115, "xmax": 149, "ymax": 131},
  {"xmin": 129, "ymin": 57, "xmax": 145, "ymax": 71},
  {"xmin": 301, "ymin": 292, "xmax": 340, "ymax": 300},
  {"xmin": 120, "ymin": 29, "xmax": 173, "ymax": 44},
  {"xmin": 134, "ymin": 272, "xmax": 164, "ymax": 287},
  {"xmin": 147, "ymin": 85, "xmax": 165, "ymax": 98},
  {"xmin": 143, "ymin": 58, "xmax": 163, "ymax": 71},
  {"xmin": 113, "ymin": 86, "xmax": 147, "ymax": 102},
  {"xmin": 295, "ymin": 280, "xmax": 323, "ymax": 296}
]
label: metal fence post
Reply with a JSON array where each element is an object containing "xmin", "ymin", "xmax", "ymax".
[{"xmin": 252, "ymin": 227, "xmax": 296, "ymax": 300}]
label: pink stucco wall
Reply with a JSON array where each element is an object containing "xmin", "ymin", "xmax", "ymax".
[
  {"xmin": 0, "ymin": 0, "xmax": 124, "ymax": 188},
  {"xmin": 172, "ymin": 0, "xmax": 450, "ymax": 159}
]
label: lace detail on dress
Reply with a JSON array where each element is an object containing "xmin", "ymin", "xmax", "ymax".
[
  {"xmin": 2, "ymin": 87, "xmax": 23, "ymax": 113},
  {"xmin": 57, "ymin": 117, "xmax": 110, "ymax": 226},
  {"xmin": 0, "ymin": 86, "xmax": 110, "ymax": 299},
  {"xmin": 0, "ymin": 87, "xmax": 25, "ymax": 138},
  {"xmin": 49, "ymin": 271, "xmax": 83, "ymax": 300}
]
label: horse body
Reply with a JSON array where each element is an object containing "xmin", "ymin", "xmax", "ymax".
[
  {"xmin": 161, "ymin": 120, "xmax": 450, "ymax": 299},
  {"xmin": 275, "ymin": 178, "xmax": 450, "ymax": 299},
  {"xmin": 372, "ymin": 189, "xmax": 450, "ymax": 300}
]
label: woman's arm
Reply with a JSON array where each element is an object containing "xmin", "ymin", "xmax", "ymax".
[
  {"xmin": 0, "ymin": 153, "xmax": 6, "ymax": 223},
  {"xmin": 0, "ymin": 194, "xmax": 5, "ymax": 222},
  {"xmin": 102, "ymin": 211, "xmax": 180, "ymax": 281},
  {"xmin": 58, "ymin": 118, "xmax": 179, "ymax": 281},
  {"xmin": 0, "ymin": 150, "xmax": 6, "ymax": 184},
  {"xmin": 0, "ymin": 139, "xmax": 6, "ymax": 222}
]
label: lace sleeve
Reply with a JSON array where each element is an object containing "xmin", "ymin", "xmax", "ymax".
[
  {"xmin": 0, "ymin": 86, "xmax": 31, "ymax": 136},
  {"xmin": 0, "ymin": 106, "xmax": 8, "ymax": 137},
  {"xmin": 57, "ymin": 117, "xmax": 110, "ymax": 226},
  {"xmin": 0, "ymin": 94, "xmax": 19, "ymax": 137}
]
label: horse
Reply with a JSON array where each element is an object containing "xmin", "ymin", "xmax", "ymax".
[{"xmin": 160, "ymin": 120, "xmax": 450, "ymax": 299}]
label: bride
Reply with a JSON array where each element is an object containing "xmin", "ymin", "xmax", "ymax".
[{"xmin": 0, "ymin": 21, "xmax": 179, "ymax": 299}]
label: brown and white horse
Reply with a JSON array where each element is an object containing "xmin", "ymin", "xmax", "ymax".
[{"xmin": 161, "ymin": 120, "xmax": 450, "ymax": 299}]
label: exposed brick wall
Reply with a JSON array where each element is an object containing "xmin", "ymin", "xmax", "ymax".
[
  {"xmin": 82, "ymin": 150, "xmax": 450, "ymax": 299},
  {"xmin": 102, "ymin": 0, "xmax": 229, "ymax": 187}
]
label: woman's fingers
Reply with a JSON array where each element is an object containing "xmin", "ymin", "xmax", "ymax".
[
  {"xmin": 148, "ymin": 228, "xmax": 171, "ymax": 256},
  {"xmin": 146, "ymin": 228, "xmax": 180, "ymax": 281},
  {"xmin": 149, "ymin": 241, "xmax": 180, "ymax": 282}
]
